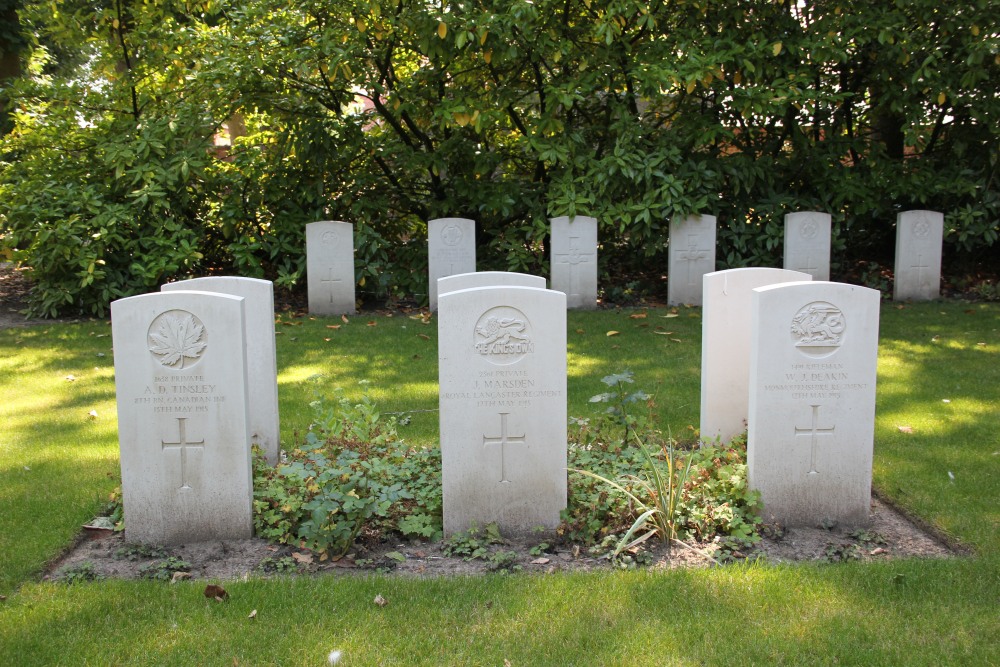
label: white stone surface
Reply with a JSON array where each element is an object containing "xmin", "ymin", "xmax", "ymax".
[
  {"xmin": 700, "ymin": 268, "xmax": 812, "ymax": 445},
  {"xmin": 550, "ymin": 216, "xmax": 598, "ymax": 309},
  {"xmin": 428, "ymin": 218, "xmax": 476, "ymax": 311},
  {"xmin": 894, "ymin": 210, "xmax": 943, "ymax": 301},
  {"xmin": 439, "ymin": 271, "xmax": 546, "ymax": 296},
  {"xmin": 162, "ymin": 277, "xmax": 281, "ymax": 465},
  {"xmin": 306, "ymin": 221, "xmax": 356, "ymax": 315},
  {"xmin": 668, "ymin": 215, "xmax": 717, "ymax": 306},
  {"xmin": 111, "ymin": 291, "xmax": 254, "ymax": 544},
  {"xmin": 747, "ymin": 281, "xmax": 880, "ymax": 527},
  {"xmin": 438, "ymin": 286, "xmax": 567, "ymax": 536},
  {"xmin": 784, "ymin": 212, "xmax": 832, "ymax": 281}
]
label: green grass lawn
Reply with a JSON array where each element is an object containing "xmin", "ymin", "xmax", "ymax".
[{"xmin": 1, "ymin": 301, "xmax": 998, "ymax": 666}]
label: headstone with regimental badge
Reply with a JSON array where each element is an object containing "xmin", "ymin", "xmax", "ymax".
[
  {"xmin": 668, "ymin": 215, "xmax": 717, "ymax": 306},
  {"xmin": 700, "ymin": 268, "xmax": 812, "ymax": 445},
  {"xmin": 438, "ymin": 285, "xmax": 567, "ymax": 536},
  {"xmin": 428, "ymin": 218, "xmax": 477, "ymax": 311},
  {"xmin": 306, "ymin": 221, "xmax": 356, "ymax": 316},
  {"xmin": 747, "ymin": 281, "xmax": 880, "ymax": 527},
  {"xmin": 550, "ymin": 216, "xmax": 598, "ymax": 309},
  {"xmin": 784, "ymin": 212, "xmax": 832, "ymax": 281},
  {"xmin": 893, "ymin": 210, "xmax": 943, "ymax": 301},
  {"xmin": 111, "ymin": 290, "xmax": 254, "ymax": 544},
  {"xmin": 161, "ymin": 277, "xmax": 281, "ymax": 465}
]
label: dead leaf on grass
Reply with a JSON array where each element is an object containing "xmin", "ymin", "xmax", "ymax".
[
  {"xmin": 606, "ymin": 331, "xmax": 620, "ymax": 337},
  {"xmin": 87, "ymin": 410, "xmax": 98, "ymax": 420},
  {"xmin": 171, "ymin": 571, "xmax": 192, "ymax": 584},
  {"xmin": 341, "ymin": 315, "xmax": 350, "ymax": 324},
  {"xmin": 629, "ymin": 312, "xmax": 647, "ymax": 319},
  {"xmin": 661, "ymin": 313, "xmax": 679, "ymax": 319},
  {"xmin": 417, "ymin": 333, "xmax": 430, "ymax": 340},
  {"xmin": 248, "ymin": 609, "xmax": 258, "ymax": 620},
  {"xmin": 373, "ymin": 594, "xmax": 388, "ymax": 607},
  {"xmin": 530, "ymin": 557, "xmax": 551, "ymax": 565},
  {"xmin": 367, "ymin": 321, "xmax": 377, "ymax": 327},
  {"xmin": 65, "ymin": 374, "xmax": 76, "ymax": 382},
  {"xmin": 326, "ymin": 324, "xmax": 341, "ymax": 330},
  {"xmin": 897, "ymin": 425, "xmax": 914, "ymax": 434}
]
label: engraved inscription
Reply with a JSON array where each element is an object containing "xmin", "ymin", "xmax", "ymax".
[
  {"xmin": 911, "ymin": 254, "xmax": 930, "ymax": 288},
  {"xmin": 475, "ymin": 306, "xmax": 535, "ymax": 366},
  {"xmin": 913, "ymin": 219, "xmax": 931, "ymax": 238},
  {"xmin": 483, "ymin": 412, "xmax": 526, "ymax": 483},
  {"xmin": 321, "ymin": 267, "xmax": 342, "ymax": 304},
  {"xmin": 799, "ymin": 220, "xmax": 819, "ymax": 239},
  {"xmin": 791, "ymin": 301, "xmax": 844, "ymax": 359},
  {"xmin": 161, "ymin": 417, "xmax": 205, "ymax": 490},
  {"xmin": 148, "ymin": 310, "xmax": 207, "ymax": 369},
  {"xmin": 321, "ymin": 230, "xmax": 338, "ymax": 245},
  {"xmin": 677, "ymin": 234, "xmax": 711, "ymax": 286},
  {"xmin": 794, "ymin": 405, "xmax": 835, "ymax": 475},
  {"xmin": 554, "ymin": 236, "xmax": 594, "ymax": 298}
]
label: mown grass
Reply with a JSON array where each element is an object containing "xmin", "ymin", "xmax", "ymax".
[{"xmin": 0, "ymin": 301, "xmax": 997, "ymax": 666}]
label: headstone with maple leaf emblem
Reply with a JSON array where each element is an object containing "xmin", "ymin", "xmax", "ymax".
[
  {"xmin": 162, "ymin": 277, "xmax": 281, "ymax": 465},
  {"xmin": 111, "ymin": 290, "xmax": 254, "ymax": 544}
]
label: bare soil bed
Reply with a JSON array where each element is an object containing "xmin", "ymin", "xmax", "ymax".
[{"xmin": 46, "ymin": 496, "xmax": 961, "ymax": 583}]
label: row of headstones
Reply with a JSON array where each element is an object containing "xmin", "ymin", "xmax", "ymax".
[
  {"xmin": 435, "ymin": 270, "xmax": 880, "ymax": 534},
  {"xmin": 109, "ymin": 268, "xmax": 878, "ymax": 544},
  {"xmin": 307, "ymin": 210, "xmax": 945, "ymax": 314}
]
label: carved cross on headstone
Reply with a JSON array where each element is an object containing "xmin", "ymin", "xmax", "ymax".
[
  {"xmin": 794, "ymin": 404, "xmax": 835, "ymax": 475},
  {"xmin": 797, "ymin": 253, "xmax": 819, "ymax": 274},
  {"xmin": 161, "ymin": 417, "xmax": 205, "ymax": 490},
  {"xmin": 482, "ymin": 412, "xmax": 526, "ymax": 484},
  {"xmin": 554, "ymin": 236, "xmax": 593, "ymax": 298},
  {"xmin": 912, "ymin": 254, "xmax": 930, "ymax": 288},
  {"xmin": 678, "ymin": 234, "xmax": 710, "ymax": 286},
  {"xmin": 321, "ymin": 268, "xmax": 342, "ymax": 305}
]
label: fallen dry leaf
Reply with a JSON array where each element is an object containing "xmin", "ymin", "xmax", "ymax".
[
  {"xmin": 248, "ymin": 609, "xmax": 258, "ymax": 620},
  {"xmin": 326, "ymin": 324, "xmax": 341, "ymax": 330},
  {"xmin": 65, "ymin": 374, "xmax": 77, "ymax": 382},
  {"xmin": 670, "ymin": 338, "xmax": 683, "ymax": 343},
  {"xmin": 170, "ymin": 571, "xmax": 192, "ymax": 584},
  {"xmin": 292, "ymin": 552, "xmax": 313, "ymax": 565},
  {"xmin": 629, "ymin": 312, "xmax": 647, "ymax": 319},
  {"xmin": 341, "ymin": 315, "xmax": 350, "ymax": 323},
  {"xmin": 87, "ymin": 410, "xmax": 98, "ymax": 420},
  {"xmin": 324, "ymin": 338, "xmax": 332, "ymax": 342},
  {"xmin": 367, "ymin": 321, "xmax": 377, "ymax": 327},
  {"xmin": 530, "ymin": 557, "xmax": 551, "ymax": 565},
  {"xmin": 661, "ymin": 313, "xmax": 679, "ymax": 319},
  {"xmin": 373, "ymin": 594, "xmax": 388, "ymax": 607},
  {"xmin": 606, "ymin": 331, "xmax": 620, "ymax": 337},
  {"xmin": 575, "ymin": 329, "xmax": 585, "ymax": 334},
  {"xmin": 417, "ymin": 333, "xmax": 430, "ymax": 340},
  {"xmin": 204, "ymin": 584, "xmax": 229, "ymax": 601},
  {"xmin": 897, "ymin": 425, "xmax": 914, "ymax": 434}
]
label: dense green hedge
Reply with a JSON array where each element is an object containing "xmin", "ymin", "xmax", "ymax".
[{"xmin": 1, "ymin": 0, "xmax": 997, "ymax": 316}]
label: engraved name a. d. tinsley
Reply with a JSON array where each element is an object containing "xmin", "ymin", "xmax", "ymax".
[{"xmin": 474, "ymin": 306, "xmax": 535, "ymax": 366}]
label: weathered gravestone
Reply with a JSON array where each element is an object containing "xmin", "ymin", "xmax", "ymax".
[
  {"xmin": 700, "ymin": 268, "xmax": 812, "ymax": 445},
  {"xmin": 428, "ymin": 218, "xmax": 476, "ymax": 311},
  {"xmin": 894, "ymin": 210, "xmax": 943, "ymax": 301},
  {"xmin": 549, "ymin": 216, "xmax": 598, "ymax": 309},
  {"xmin": 784, "ymin": 212, "xmax": 832, "ymax": 281},
  {"xmin": 306, "ymin": 221, "xmax": 356, "ymax": 316},
  {"xmin": 747, "ymin": 281, "xmax": 880, "ymax": 527},
  {"xmin": 438, "ymin": 271, "xmax": 546, "ymax": 296},
  {"xmin": 162, "ymin": 277, "xmax": 281, "ymax": 465},
  {"xmin": 438, "ymin": 286, "xmax": 567, "ymax": 536},
  {"xmin": 111, "ymin": 291, "xmax": 254, "ymax": 544},
  {"xmin": 668, "ymin": 215, "xmax": 717, "ymax": 306}
]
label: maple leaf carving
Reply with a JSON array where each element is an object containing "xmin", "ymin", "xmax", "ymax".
[{"xmin": 149, "ymin": 312, "xmax": 207, "ymax": 369}]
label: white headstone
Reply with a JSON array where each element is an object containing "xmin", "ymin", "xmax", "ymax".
[
  {"xmin": 700, "ymin": 268, "xmax": 813, "ymax": 445},
  {"xmin": 439, "ymin": 271, "xmax": 546, "ymax": 296},
  {"xmin": 550, "ymin": 216, "xmax": 598, "ymax": 309},
  {"xmin": 428, "ymin": 218, "xmax": 476, "ymax": 311},
  {"xmin": 668, "ymin": 215, "xmax": 717, "ymax": 306},
  {"xmin": 111, "ymin": 291, "xmax": 254, "ymax": 544},
  {"xmin": 784, "ymin": 212, "xmax": 832, "ymax": 281},
  {"xmin": 162, "ymin": 277, "xmax": 281, "ymax": 465},
  {"xmin": 438, "ymin": 286, "xmax": 567, "ymax": 536},
  {"xmin": 306, "ymin": 221, "xmax": 356, "ymax": 315},
  {"xmin": 894, "ymin": 210, "xmax": 943, "ymax": 301},
  {"xmin": 747, "ymin": 281, "xmax": 880, "ymax": 527}
]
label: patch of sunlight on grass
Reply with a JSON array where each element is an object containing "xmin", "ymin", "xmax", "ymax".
[
  {"xmin": 566, "ymin": 351, "xmax": 603, "ymax": 377},
  {"xmin": 277, "ymin": 364, "xmax": 329, "ymax": 385}
]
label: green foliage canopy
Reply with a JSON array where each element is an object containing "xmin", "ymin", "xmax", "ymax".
[{"xmin": 1, "ymin": 0, "xmax": 997, "ymax": 316}]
